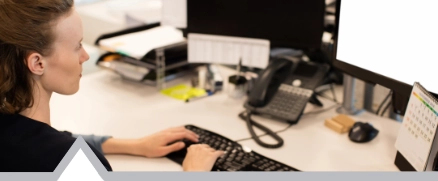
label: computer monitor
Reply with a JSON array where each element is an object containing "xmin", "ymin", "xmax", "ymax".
[
  {"xmin": 184, "ymin": 0, "xmax": 326, "ymax": 50},
  {"xmin": 333, "ymin": 0, "xmax": 438, "ymax": 115}
]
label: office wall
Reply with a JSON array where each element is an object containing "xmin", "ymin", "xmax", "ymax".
[{"xmin": 76, "ymin": 0, "xmax": 162, "ymax": 45}]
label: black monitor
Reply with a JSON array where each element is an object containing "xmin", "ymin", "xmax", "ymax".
[
  {"xmin": 333, "ymin": 0, "xmax": 438, "ymax": 115},
  {"xmin": 184, "ymin": 0, "xmax": 326, "ymax": 50}
]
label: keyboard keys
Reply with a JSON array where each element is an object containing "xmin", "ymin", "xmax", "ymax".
[{"xmin": 166, "ymin": 125, "xmax": 299, "ymax": 171}]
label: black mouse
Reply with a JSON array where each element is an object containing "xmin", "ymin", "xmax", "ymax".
[{"xmin": 348, "ymin": 122, "xmax": 379, "ymax": 143}]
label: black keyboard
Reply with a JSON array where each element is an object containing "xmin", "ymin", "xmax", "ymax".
[{"xmin": 165, "ymin": 125, "xmax": 300, "ymax": 171}]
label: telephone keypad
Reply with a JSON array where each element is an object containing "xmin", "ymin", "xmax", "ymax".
[{"xmin": 262, "ymin": 84, "xmax": 313, "ymax": 122}]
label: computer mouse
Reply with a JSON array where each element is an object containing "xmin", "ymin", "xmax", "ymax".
[{"xmin": 348, "ymin": 122, "xmax": 379, "ymax": 143}]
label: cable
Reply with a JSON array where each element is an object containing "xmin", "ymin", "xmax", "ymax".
[
  {"xmin": 314, "ymin": 84, "xmax": 340, "ymax": 104},
  {"xmin": 315, "ymin": 92, "xmax": 335, "ymax": 103},
  {"xmin": 234, "ymin": 122, "xmax": 293, "ymax": 142},
  {"xmin": 235, "ymin": 104, "xmax": 337, "ymax": 143},
  {"xmin": 238, "ymin": 110, "xmax": 284, "ymax": 148},
  {"xmin": 301, "ymin": 104, "xmax": 339, "ymax": 116},
  {"xmin": 329, "ymin": 83, "xmax": 338, "ymax": 103},
  {"xmin": 234, "ymin": 85, "xmax": 341, "ymax": 147},
  {"xmin": 380, "ymin": 100, "xmax": 392, "ymax": 117},
  {"xmin": 376, "ymin": 91, "xmax": 392, "ymax": 115}
]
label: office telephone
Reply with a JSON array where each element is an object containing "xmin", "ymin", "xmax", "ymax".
[
  {"xmin": 244, "ymin": 57, "xmax": 329, "ymax": 123},
  {"xmin": 241, "ymin": 57, "xmax": 329, "ymax": 148}
]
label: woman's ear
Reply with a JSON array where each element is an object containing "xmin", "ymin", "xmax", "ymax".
[{"xmin": 26, "ymin": 52, "xmax": 45, "ymax": 76}]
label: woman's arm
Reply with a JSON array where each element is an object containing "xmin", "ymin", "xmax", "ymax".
[
  {"xmin": 71, "ymin": 134, "xmax": 112, "ymax": 155},
  {"xmin": 101, "ymin": 138, "xmax": 140, "ymax": 155},
  {"xmin": 73, "ymin": 127, "xmax": 223, "ymax": 171},
  {"xmin": 101, "ymin": 126, "xmax": 199, "ymax": 158}
]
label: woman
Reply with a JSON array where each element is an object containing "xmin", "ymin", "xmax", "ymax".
[{"xmin": 0, "ymin": 0, "xmax": 223, "ymax": 172}]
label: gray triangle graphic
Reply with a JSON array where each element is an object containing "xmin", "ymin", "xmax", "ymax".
[
  {"xmin": 0, "ymin": 136, "xmax": 109, "ymax": 181},
  {"xmin": 53, "ymin": 136, "xmax": 109, "ymax": 180}
]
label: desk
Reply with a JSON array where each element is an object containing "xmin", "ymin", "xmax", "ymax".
[{"xmin": 49, "ymin": 66, "xmax": 401, "ymax": 171}]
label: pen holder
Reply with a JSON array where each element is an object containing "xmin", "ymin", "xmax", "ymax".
[{"xmin": 227, "ymin": 75, "xmax": 248, "ymax": 99}]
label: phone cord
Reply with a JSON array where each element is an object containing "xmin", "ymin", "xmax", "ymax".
[{"xmin": 239, "ymin": 110, "xmax": 284, "ymax": 149}]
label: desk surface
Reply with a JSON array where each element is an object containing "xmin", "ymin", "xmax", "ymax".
[{"xmin": 50, "ymin": 67, "xmax": 401, "ymax": 171}]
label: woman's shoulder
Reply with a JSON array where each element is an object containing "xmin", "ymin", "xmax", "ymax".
[
  {"xmin": 0, "ymin": 112, "xmax": 76, "ymax": 143},
  {"xmin": 0, "ymin": 113, "xmax": 82, "ymax": 172}
]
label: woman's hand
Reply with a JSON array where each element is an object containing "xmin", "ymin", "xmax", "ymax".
[
  {"xmin": 102, "ymin": 126, "xmax": 199, "ymax": 158},
  {"xmin": 134, "ymin": 126, "xmax": 200, "ymax": 158},
  {"xmin": 182, "ymin": 144, "xmax": 224, "ymax": 171}
]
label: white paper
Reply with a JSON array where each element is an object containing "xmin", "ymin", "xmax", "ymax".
[
  {"xmin": 161, "ymin": 0, "xmax": 187, "ymax": 28},
  {"xmin": 98, "ymin": 26, "xmax": 185, "ymax": 59},
  {"xmin": 188, "ymin": 33, "xmax": 270, "ymax": 69},
  {"xmin": 395, "ymin": 82, "xmax": 438, "ymax": 171}
]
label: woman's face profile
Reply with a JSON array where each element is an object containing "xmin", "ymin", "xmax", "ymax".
[{"xmin": 40, "ymin": 9, "xmax": 89, "ymax": 95}]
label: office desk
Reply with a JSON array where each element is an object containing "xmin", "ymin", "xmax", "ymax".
[
  {"xmin": 49, "ymin": 67, "xmax": 401, "ymax": 171},
  {"xmin": 239, "ymin": 108, "xmax": 401, "ymax": 171}
]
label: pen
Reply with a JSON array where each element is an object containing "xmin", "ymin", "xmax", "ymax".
[{"xmin": 185, "ymin": 91, "xmax": 214, "ymax": 103}]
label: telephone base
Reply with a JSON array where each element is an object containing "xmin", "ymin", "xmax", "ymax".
[{"xmin": 243, "ymin": 107, "xmax": 302, "ymax": 125}]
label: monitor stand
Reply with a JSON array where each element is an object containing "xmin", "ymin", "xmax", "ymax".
[{"xmin": 336, "ymin": 74, "xmax": 364, "ymax": 115}]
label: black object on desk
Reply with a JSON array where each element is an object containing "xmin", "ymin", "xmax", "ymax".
[
  {"xmin": 348, "ymin": 122, "xmax": 379, "ymax": 143},
  {"xmin": 94, "ymin": 22, "xmax": 200, "ymax": 85},
  {"xmin": 165, "ymin": 125, "xmax": 299, "ymax": 171},
  {"xmin": 244, "ymin": 58, "xmax": 329, "ymax": 125},
  {"xmin": 241, "ymin": 58, "xmax": 329, "ymax": 149}
]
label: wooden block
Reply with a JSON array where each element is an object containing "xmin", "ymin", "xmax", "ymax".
[
  {"xmin": 332, "ymin": 114, "xmax": 356, "ymax": 129},
  {"xmin": 324, "ymin": 118, "xmax": 346, "ymax": 134}
]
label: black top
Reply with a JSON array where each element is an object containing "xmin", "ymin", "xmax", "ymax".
[{"xmin": 0, "ymin": 113, "xmax": 113, "ymax": 172}]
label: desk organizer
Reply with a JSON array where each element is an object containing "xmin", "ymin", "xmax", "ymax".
[{"xmin": 94, "ymin": 22, "xmax": 201, "ymax": 90}]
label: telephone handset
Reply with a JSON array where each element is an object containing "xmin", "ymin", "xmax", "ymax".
[
  {"xmin": 247, "ymin": 59, "xmax": 293, "ymax": 107},
  {"xmin": 240, "ymin": 57, "xmax": 329, "ymax": 149}
]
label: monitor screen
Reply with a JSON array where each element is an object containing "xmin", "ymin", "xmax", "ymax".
[
  {"xmin": 185, "ymin": 0, "xmax": 326, "ymax": 50},
  {"xmin": 334, "ymin": 0, "xmax": 438, "ymax": 95}
]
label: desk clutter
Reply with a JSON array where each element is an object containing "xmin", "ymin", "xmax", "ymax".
[
  {"xmin": 325, "ymin": 114, "xmax": 379, "ymax": 143},
  {"xmin": 160, "ymin": 84, "xmax": 208, "ymax": 102},
  {"xmin": 159, "ymin": 64, "xmax": 225, "ymax": 102},
  {"xmin": 94, "ymin": 23, "xmax": 200, "ymax": 88}
]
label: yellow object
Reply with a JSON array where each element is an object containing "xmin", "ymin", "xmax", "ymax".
[
  {"xmin": 324, "ymin": 114, "xmax": 356, "ymax": 134},
  {"xmin": 160, "ymin": 84, "xmax": 207, "ymax": 101}
]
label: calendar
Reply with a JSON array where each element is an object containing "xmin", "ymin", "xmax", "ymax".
[{"xmin": 395, "ymin": 82, "xmax": 438, "ymax": 171}]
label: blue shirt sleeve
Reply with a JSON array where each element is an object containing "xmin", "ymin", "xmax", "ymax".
[{"xmin": 71, "ymin": 134, "xmax": 112, "ymax": 155}]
